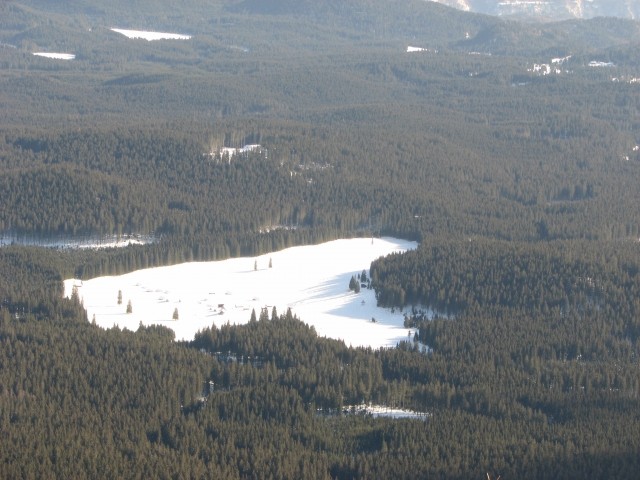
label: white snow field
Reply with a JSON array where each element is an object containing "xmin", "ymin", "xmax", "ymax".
[
  {"xmin": 110, "ymin": 28, "xmax": 191, "ymax": 41},
  {"xmin": 64, "ymin": 237, "xmax": 418, "ymax": 348},
  {"xmin": 342, "ymin": 404, "xmax": 429, "ymax": 420},
  {"xmin": 33, "ymin": 52, "xmax": 75, "ymax": 60}
]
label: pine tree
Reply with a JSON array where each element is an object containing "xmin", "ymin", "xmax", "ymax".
[
  {"xmin": 173, "ymin": 308, "xmax": 179, "ymax": 320},
  {"xmin": 118, "ymin": 289, "xmax": 123, "ymax": 305},
  {"xmin": 126, "ymin": 299, "xmax": 132, "ymax": 314},
  {"xmin": 71, "ymin": 285, "xmax": 79, "ymax": 303}
]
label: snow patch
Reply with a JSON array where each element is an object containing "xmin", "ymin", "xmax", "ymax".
[
  {"xmin": 342, "ymin": 403, "xmax": 429, "ymax": 419},
  {"xmin": 110, "ymin": 28, "xmax": 191, "ymax": 41},
  {"xmin": 588, "ymin": 61, "xmax": 614, "ymax": 68},
  {"xmin": 528, "ymin": 63, "xmax": 563, "ymax": 76},
  {"xmin": 1, "ymin": 233, "xmax": 154, "ymax": 249},
  {"xmin": 64, "ymin": 238, "xmax": 419, "ymax": 348},
  {"xmin": 33, "ymin": 52, "xmax": 75, "ymax": 60},
  {"xmin": 406, "ymin": 46, "xmax": 437, "ymax": 53},
  {"xmin": 217, "ymin": 144, "xmax": 262, "ymax": 158},
  {"xmin": 551, "ymin": 55, "xmax": 572, "ymax": 64}
]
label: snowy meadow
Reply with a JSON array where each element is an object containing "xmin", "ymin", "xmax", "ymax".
[
  {"xmin": 110, "ymin": 28, "xmax": 191, "ymax": 41},
  {"xmin": 32, "ymin": 52, "xmax": 75, "ymax": 60},
  {"xmin": 65, "ymin": 237, "xmax": 419, "ymax": 349}
]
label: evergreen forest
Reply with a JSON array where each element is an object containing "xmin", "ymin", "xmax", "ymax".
[{"xmin": 1, "ymin": 0, "xmax": 640, "ymax": 478}]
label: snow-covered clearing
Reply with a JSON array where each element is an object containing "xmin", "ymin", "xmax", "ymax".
[
  {"xmin": 342, "ymin": 404, "xmax": 429, "ymax": 419},
  {"xmin": 64, "ymin": 237, "xmax": 419, "ymax": 348},
  {"xmin": 33, "ymin": 52, "xmax": 75, "ymax": 60},
  {"xmin": 217, "ymin": 144, "xmax": 262, "ymax": 158},
  {"xmin": 589, "ymin": 60, "xmax": 614, "ymax": 68},
  {"xmin": 406, "ymin": 46, "xmax": 437, "ymax": 53},
  {"xmin": 1, "ymin": 233, "xmax": 153, "ymax": 249},
  {"xmin": 110, "ymin": 28, "xmax": 191, "ymax": 41}
]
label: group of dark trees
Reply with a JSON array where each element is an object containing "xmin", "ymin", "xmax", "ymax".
[
  {"xmin": 2, "ymin": 288, "xmax": 639, "ymax": 478},
  {"xmin": 2, "ymin": 0, "xmax": 640, "ymax": 478}
]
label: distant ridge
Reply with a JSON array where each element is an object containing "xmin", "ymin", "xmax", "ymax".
[
  {"xmin": 426, "ymin": 0, "xmax": 640, "ymax": 21},
  {"xmin": 6, "ymin": 0, "xmax": 640, "ymax": 57}
]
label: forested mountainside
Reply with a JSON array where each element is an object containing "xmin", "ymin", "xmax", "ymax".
[{"xmin": 1, "ymin": 0, "xmax": 640, "ymax": 478}]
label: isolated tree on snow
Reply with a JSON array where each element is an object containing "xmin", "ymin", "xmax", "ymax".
[
  {"xmin": 269, "ymin": 257, "xmax": 273, "ymax": 268},
  {"xmin": 349, "ymin": 275, "xmax": 358, "ymax": 291},
  {"xmin": 173, "ymin": 308, "xmax": 179, "ymax": 320},
  {"xmin": 117, "ymin": 289, "xmax": 123, "ymax": 305},
  {"xmin": 254, "ymin": 259, "xmax": 258, "ymax": 271},
  {"xmin": 126, "ymin": 299, "xmax": 132, "ymax": 314}
]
